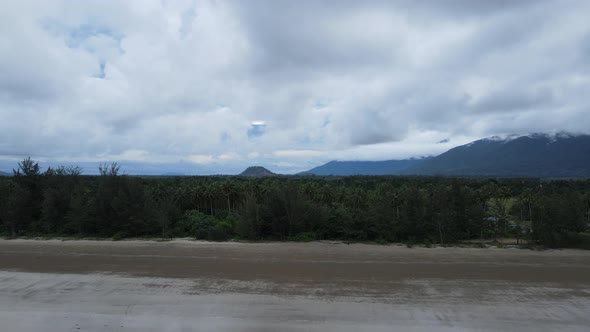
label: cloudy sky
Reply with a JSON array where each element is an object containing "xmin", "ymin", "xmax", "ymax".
[{"xmin": 1, "ymin": 0, "xmax": 589, "ymax": 174}]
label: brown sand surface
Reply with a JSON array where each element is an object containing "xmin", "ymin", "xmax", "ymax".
[{"xmin": 0, "ymin": 239, "xmax": 589, "ymax": 331}]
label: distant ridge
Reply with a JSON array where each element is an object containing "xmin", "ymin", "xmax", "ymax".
[
  {"xmin": 402, "ymin": 133, "xmax": 590, "ymax": 177},
  {"xmin": 239, "ymin": 166, "xmax": 277, "ymax": 177},
  {"xmin": 161, "ymin": 172, "xmax": 186, "ymax": 176},
  {"xmin": 0, "ymin": 171, "xmax": 10, "ymax": 176},
  {"xmin": 299, "ymin": 133, "xmax": 590, "ymax": 178},
  {"xmin": 300, "ymin": 158, "xmax": 431, "ymax": 176}
]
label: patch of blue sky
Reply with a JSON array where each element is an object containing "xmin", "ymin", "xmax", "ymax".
[
  {"xmin": 94, "ymin": 61, "xmax": 106, "ymax": 79},
  {"xmin": 247, "ymin": 123, "xmax": 266, "ymax": 138},
  {"xmin": 220, "ymin": 131, "xmax": 232, "ymax": 142},
  {"xmin": 39, "ymin": 19, "xmax": 124, "ymax": 50},
  {"xmin": 313, "ymin": 100, "xmax": 329, "ymax": 109},
  {"xmin": 67, "ymin": 23, "xmax": 123, "ymax": 48}
]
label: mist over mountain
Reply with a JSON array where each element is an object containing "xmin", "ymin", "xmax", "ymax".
[
  {"xmin": 402, "ymin": 133, "xmax": 590, "ymax": 177},
  {"xmin": 300, "ymin": 158, "xmax": 431, "ymax": 176},
  {"xmin": 4, "ymin": 134, "xmax": 589, "ymax": 178},
  {"xmin": 299, "ymin": 133, "xmax": 590, "ymax": 178}
]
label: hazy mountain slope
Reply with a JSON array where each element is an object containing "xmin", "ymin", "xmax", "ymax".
[
  {"xmin": 0, "ymin": 171, "xmax": 10, "ymax": 176},
  {"xmin": 403, "ymin": 133, "xmax": 590, "ymax": 177},
  {"xmin": 300, "ymin": 158, "xmax": 431, "ymax": 176}
]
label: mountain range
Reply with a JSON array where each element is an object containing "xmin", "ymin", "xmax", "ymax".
[
  {"xmin": 299, "ymin": 158, "xmax": 430, "ymax": 176},
  {"xmin": 300, "ymin": 133, "xmax": 590, "ymax": 178},
  {"xmin": 3, "ymin": 133, "xmax": 589, "ymax": 178}
]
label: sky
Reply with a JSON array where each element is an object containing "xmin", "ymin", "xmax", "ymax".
[{"xmin": 1, "ymin": 0, "xmax": 590, "ymax": 174}]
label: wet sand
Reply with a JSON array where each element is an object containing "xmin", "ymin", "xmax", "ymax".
[{"xmin": 0, "ymin": 239, "xmax": 589, "ymax": 331}]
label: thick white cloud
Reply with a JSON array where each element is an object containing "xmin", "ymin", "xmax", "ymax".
[{"xmin": 1, "ymin": 0, "xmax": 589, "ymax": 174}]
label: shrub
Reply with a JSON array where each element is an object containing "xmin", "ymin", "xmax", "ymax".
[
  {"xmin": 289, "ymin": 232, "xmax": 317, "ymax": 242},
  {"xmin": 374, "ymin": 238, "xmax": 388, "ymax": 245},
  {"xmin": 208, "ymin": 221, "xmax": 233, "ymax": 241},
  {"xmin": 178, "ymin": 211, "xmax": 235, "ymax": 241},
  {"xmin": 112, "ymin": 231, "xmax": 127, "ymax": 241},
  {"xmin": 180, "ymin": 210, "xmax": 215, "ymax": 239}
]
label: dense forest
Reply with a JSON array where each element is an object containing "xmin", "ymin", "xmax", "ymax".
[{"xmin": 1, "ymin": 158, "xmax": 589, "ymax": 248}]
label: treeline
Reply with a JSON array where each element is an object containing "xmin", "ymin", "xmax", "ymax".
[{"xmin": 1, "ymin": 158, "xmax": 589, "ymax": 247}]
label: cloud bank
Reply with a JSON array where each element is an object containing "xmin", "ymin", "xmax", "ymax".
[{"xmin": 1, "ymin": 0, "xmax": 589, "ymax": 174}]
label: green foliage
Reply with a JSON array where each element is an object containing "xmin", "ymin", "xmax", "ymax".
[
  {"xmin": 570, "ymin": 233, "xmax": 590, "ymax": 250},
  {"xmin": 531, "ymin": 192, "xmax": 586, "ymax": 247},
  {"xmin": 178, "ymin": 210, "xmax": 234, "ymax": 241},
  {"xmin": 179, "ymin": 210, "xmax": 214, "ymax": 239},
  {"xmin": 63, "ymin": 189, "xmax": 95, "ymax": 235},
  {"xmin": 289, "ymin": 232, "xmax": 318, "ymax": 242},
  {"xmin": 112, "ymin": 231, "xmax": 127, "ymax": 241},
  {"xmin": 13, "ymin": 157, "xmax": 40, "ymax": 177},
  {"xmin": 0, "ymin": 181, "xmax": 31, "ymax": 236},
  {"xmin": 208, "ymin": 221, "xmax": 233, "ymax": 241},
  {"xmin": 235, "ymin": 195, "xmax": 263, "ymax": 240},
  {"xmin": 1, "ymin": 158, "xmax": 589, "ymax": 247}
]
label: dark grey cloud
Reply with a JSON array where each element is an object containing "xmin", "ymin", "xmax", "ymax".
[{"xmin": 471, "ymin": 87, "xmax": 555, "ymax": 114}]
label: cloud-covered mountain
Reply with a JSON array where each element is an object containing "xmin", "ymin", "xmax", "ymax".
[
  {"xmin": 403, "ymin": 133, "xmax": 590, "ymax": 177},
  {"xmin": 300, "ymin": 158, "xmax": 431, "ymax": 176},
  {"xmin": 300, "ymin": 134, "xmax": 590, "ymax": 177}
]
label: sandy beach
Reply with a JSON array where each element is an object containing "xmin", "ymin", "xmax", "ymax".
[{"xmin": 0, "ymin": 239, "xmax": 589, "ymax": 331}]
